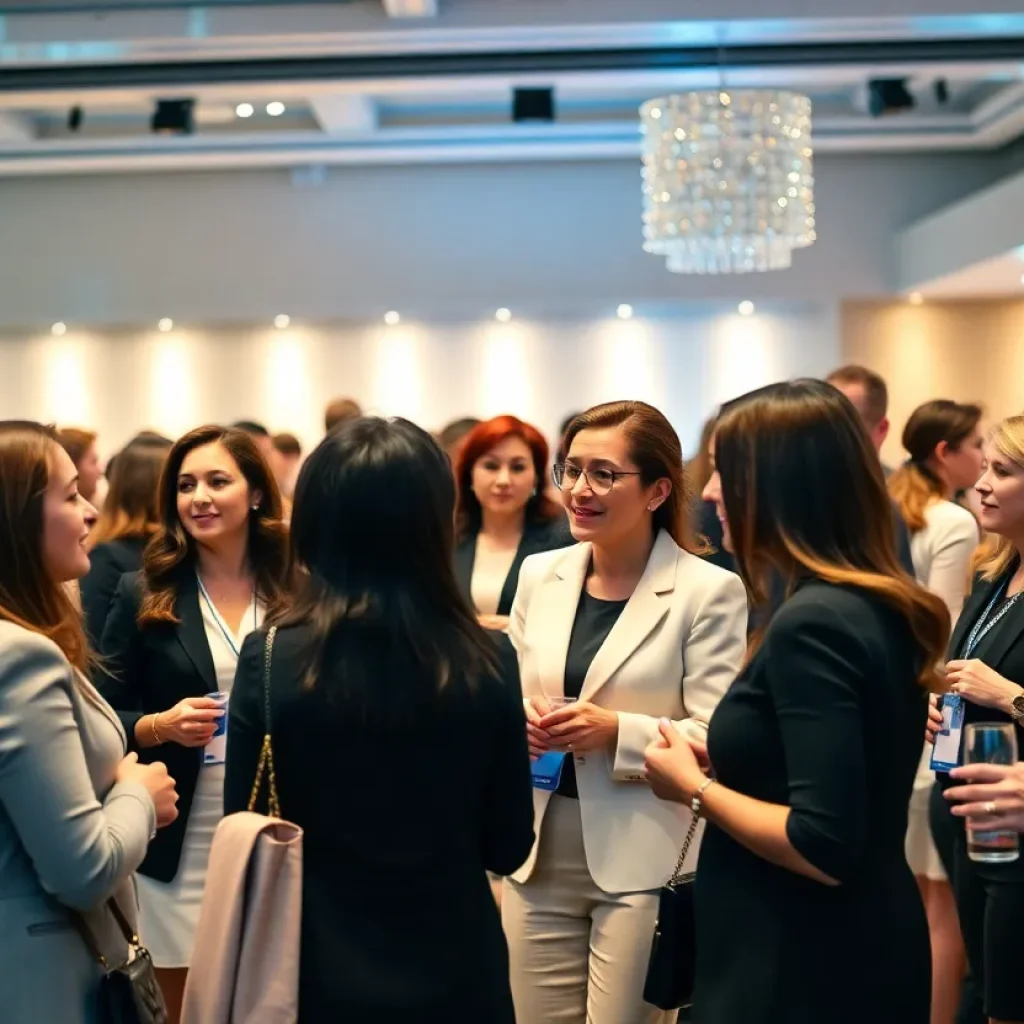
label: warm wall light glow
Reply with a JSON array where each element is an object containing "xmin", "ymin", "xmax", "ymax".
[
  {"xmin": 265, "ymin": 335, "xmax": 314, "ymax": 431},
  {"xmin": 384, "ymin": 311, "xmax": 401, "ymax": 326},
  {"xmin": 158, "ymin": 318, "xmax": 173, "ymax": 332},
  {"xmin": 51, "ymin": 322, "xmax": 67, "ymax": 336},
  {"xmin": 709, "ymin": 314, "xmax": 784, "ymax": 403},
  {"xmin": 738, "ymin": 301, "xmax": 755, "ymax": 317},
  {"xmin": 495, "ymin": 308, "xmax": 512, "ymax": 323},
  {"xmin": 235, "ymin": 103, "xmax": 254, "ymax": 118},
  {"xmin": 149, "ymin": 337, "xmax": 198, "ymax": 438},
  {"xmin": 594, "ymin": 320, "xmax": 662, "ymax": 406},
  {"xmin": 617, "ymin": 304, "xmax": 634, "ymax": 320},
  {"xmin": 481, "ymin": 324, "xmax": 534, "ymax": 420},
  {"xmin": 274, "ymin": 314, "xmax": 290, "ymax": 329},
  {"xmin": 266, "ymin": 102, "xmax": 286, "ymax": 117},
  {"xmin": 42, "ymin": 339, "xmax": 91, "ymax": 425},
  {"xmin": 371, "ymin": 327, "xmax": 423, "ymax": 420},
  {"xmin": 908, "ymin": 292, "xmax": 924, "ymax": 305}
]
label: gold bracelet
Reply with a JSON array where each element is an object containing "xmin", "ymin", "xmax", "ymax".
[{"xmin": 150, "ymin": 713, "xmax": 163, "ymax": 746}]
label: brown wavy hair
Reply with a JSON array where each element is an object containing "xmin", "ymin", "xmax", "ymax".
[
  {"xmin": 715, "ymin": 379, "xmax": 949, "ymax": 690},
  {"xmin": 0, "ymin": 421, "xmax": 92, "ymax": 672},
  {"xmin": 138, "ymin": 425, "xmax": 290, "ymax": 626},
  {"xmin": 888, "ymin": 399, "xmax": 982, "ymax": 533},
  {"xmin": 89, "ymin": 435, "xmax": 172, "ymax": 549},
  {"xmin": 453, "ymin": 415, "xmax": 561, "ymax": 541},
  {"xmin": 562, "ymin": 400, "xmax": 703, "ymax": 554},
  {"xmin": 975, "ymin": 414, "xmax": 1024, "ymax": 582}
]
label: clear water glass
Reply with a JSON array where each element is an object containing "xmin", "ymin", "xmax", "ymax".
[{"xmin": 964, "ymin": 722, "xmax": 1020, "ymax": 864}]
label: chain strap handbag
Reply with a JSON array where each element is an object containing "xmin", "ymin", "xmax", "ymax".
[
  {"xmin": 71, "ymin": 897, "xmax": 168, "ymax": 1024},
  {"xmin": 248, "ymin": 625, "xmax": 280, "ymax": 817},
  {"xmin": 642, "ymin": 789, "xmax": 706, "ymax": 1011}
]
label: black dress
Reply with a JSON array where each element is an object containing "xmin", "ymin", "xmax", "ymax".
[
  {"xmin": 694, "ymin": 580, "xmax": 930, "ymax": 1024},
  {"xmin": 930, "ymin": 567, "xmax": 1024, "ymax": 1022},
  {"xmin": 223, "ymin": 623, "xmax": 535, "ymax": 1024}
]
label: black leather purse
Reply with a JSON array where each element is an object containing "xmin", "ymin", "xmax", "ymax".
[
  {"xmin": 643, "ymin": 809, "xmax": 700, "ymax": 1011},
  {"xmin": 72, "ymin": 897, "xmax": 168, "ymax": 1024}
]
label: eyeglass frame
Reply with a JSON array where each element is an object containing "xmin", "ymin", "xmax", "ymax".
[{"xmin": 552, "ymin": 461, "xmax": 642, "ymax": 496}]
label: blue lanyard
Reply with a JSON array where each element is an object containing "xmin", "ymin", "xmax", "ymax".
[
  {"xmin": 196, "ymin": 574, "xmax": 257, "ymax": 659},
  {"xmin": 962, "ymin": 578, "xmax": 1022, "ymax": 659}
]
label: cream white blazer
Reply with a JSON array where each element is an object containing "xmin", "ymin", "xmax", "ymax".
[{"xmin": 507, "ymin": 529, "xmax": 748, "ymax": 893}]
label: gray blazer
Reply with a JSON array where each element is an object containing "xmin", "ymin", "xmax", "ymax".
[{"xmin": 0, "ymin": 621, "xmax": 156, "ymax": 1024}]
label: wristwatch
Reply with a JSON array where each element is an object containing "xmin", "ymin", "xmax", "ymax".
[{"xmin": 1011, "ymin": 690, "xmax": 1024, "ymax": 722}]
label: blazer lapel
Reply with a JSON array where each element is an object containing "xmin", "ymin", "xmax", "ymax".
[
  {"xmin": 176, "ymin": 573, "xmax": 218, "ymax": 692},
  {"xmin": 530, "ymin": 542, "xmax": 591, "ymax": 699},
  {"xmin": 578, "ymin": 530, "xmax": 677, "ymax": 705},
  {"xmin": 961, "ymin": 573, "xmax": 1024, "ymax": 673},
  {"xmin": 453, "ymin": 534, "xmax": 476, "ymax": 608}
]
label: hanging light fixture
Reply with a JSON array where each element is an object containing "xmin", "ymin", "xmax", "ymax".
[{"xmin": 640, "ymin": 90, "xmax": 816, "ymax": 274}]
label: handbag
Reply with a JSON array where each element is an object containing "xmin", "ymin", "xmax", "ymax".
[
  {"xmin": 72, "ymin": 897, "xmax": 168, "ymax": 1024},
  {"xmin": 643, "ymin": 809, "xmax": 700, "ymax": 1011},
  {"xmin": 248, "ymin": 625, "xmax": 281, "ymax": 818}
]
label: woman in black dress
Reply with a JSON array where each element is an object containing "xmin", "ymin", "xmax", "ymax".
[
  {"xmin": 644, "ymin": 379, "xmax": 949, "ymax": 1024},
  {"xmin": 224, "ymin": 417, "xmax": 535, "ymax": 1023}
]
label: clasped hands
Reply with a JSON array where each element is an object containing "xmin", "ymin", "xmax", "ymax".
[{"xmin": 524, "ymin": 697, "xmax": 618, "ymax": 758}]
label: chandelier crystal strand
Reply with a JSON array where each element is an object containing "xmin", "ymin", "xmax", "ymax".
[{"xmin": 640, "ymin": 90, "xmax": 816, "ymax": 274}]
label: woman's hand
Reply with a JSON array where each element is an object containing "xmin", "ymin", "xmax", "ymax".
[
  {"xmin": 477, "ymin": 613, "xmax": 510, "ymax": 632},
  {"xmin": 524, "ymin": 697, "xmax": 553, "ymax": 759},
  {"xmin": 946, "ymin": 659, "xmax": 1022, "ymax": 713},
  {"xmin": 926, "ymin": 695, "xmax": 944, "ymax": 745},
  {"xmin": 116, "ymin": 754, "xmax": 179, "ymax": 829},
  {"xmin": 945, "ymin": 762, "xmax": 1024, "ymax": 833},
  {"xmin": 643, "ymin": 719, "xmax": 708, "ymax": 804},
  {"xmin": 155, "ymin": 697, "xmax": 224, "ymax": 748},
  {"xmin": 539, "ymin": 701, "xmax": 618, "ymax": 753}
]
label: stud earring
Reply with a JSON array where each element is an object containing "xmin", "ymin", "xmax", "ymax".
[{"xmin": 251, "ymin": 503, "xmax": 260, "ymax": 511}]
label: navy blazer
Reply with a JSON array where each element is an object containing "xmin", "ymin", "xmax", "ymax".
[
  {"xmin": 98, "ymin": 569, "xmax": 220, "ymax": 884},
  {"xmin": 454, "ymin": 516, "xmax": 575, "ymax": 617}
]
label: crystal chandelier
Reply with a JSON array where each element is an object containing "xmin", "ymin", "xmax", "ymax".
[{"xmin": 640, "ymin": 90, "xmax": 816, "ymax": 274}]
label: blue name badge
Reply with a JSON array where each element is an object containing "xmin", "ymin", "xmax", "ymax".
[
  {"xmin": 930, "ymin": 693, "xmax": 965, "ymax": 773},
  {"xmin": 531, "ymin": 752, "xmax": 566, "ymax": 791}
]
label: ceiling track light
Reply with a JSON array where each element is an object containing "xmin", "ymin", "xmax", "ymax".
[
  {"xmin": 151, "ymin": 98, "xmax": 195, "ymax": 135},
  {"xmin": 866, "ymin": 78, "xmax": 915, "ymax": 118}
]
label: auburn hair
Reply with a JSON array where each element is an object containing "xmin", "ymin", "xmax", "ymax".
[
  {"xmin": 888, "ymin": 400, "xmax": 982, "ymax": 533},
  {"xmin": 0, "ymin": 421, "xmax": 92, "ymax": 672},
  {"xmin": 138, "ymin": 425, "xmax": 291, "ymax": 626},
  {"xmin": 454, "ymin": 415, "xmax": 561, "ymax": 541},
  {"xmin": 562, "ymin": 400, "xmax": 702, "ymax": 553},
  {"xmin": 715, "ymin": 379, "xmax": 949, "ymax": 690},
  {"xmin": 975, "ymin": 414, "xmax": 1024, "ymax": 582},
  {"xmin": 57, "ymin": 427, "xmax": 97, "ymax": 467},
  {"xmin": 89, "ymin": 435, "xmax": 172, "ymax": 549}
]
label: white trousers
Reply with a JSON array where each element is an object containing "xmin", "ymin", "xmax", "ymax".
[{"xmin": 502, "ymin": 795, "xmax": 677, "ymax": 1024}]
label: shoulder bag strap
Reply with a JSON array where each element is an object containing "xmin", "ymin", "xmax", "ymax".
[
  {"xmin": 70, "ymin": 896, "xmax": 138, "ymax": 970},
  {"xmin": 247, "ymin": 626, "xmax": 281, "ymax": 818}
]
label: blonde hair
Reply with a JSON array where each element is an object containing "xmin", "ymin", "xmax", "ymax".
[{"xmin": 975, "ymin": 414, "xmax": 1024, "ymax": 581}]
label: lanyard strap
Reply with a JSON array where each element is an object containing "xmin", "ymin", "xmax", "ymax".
[
  {"xmin": 196, "ymin": 574, "xmax": 257, "ymax": 659},
  {"xmin": 963, "ymin": 579, "xmax": 1022, "ymax": 659}
]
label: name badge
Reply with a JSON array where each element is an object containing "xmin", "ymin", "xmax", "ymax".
[
  {"xmin": 930, "ymin": 693, "xmax": 965, "ymax": 773},
  {"xmin": 531, "ymin": 752, "xmax": 566, "ymax": 791}
]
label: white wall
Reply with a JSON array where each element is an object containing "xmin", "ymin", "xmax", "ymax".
[
  {"xmin": 0, "ymin": 151, "xmax": 1019, "ymax": 329},
  {"xmin": 0, "ymin": 304, "xmax": 838, "ymax": 460}
]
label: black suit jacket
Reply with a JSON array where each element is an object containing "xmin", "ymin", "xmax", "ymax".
[
  {"xmin": 224, "ymin": 623, "xmax": 535, "ymax": 1022},
  {"xmin": 453, "ymin": 516, "xmax": 574, "ymax": 617},
  {"xmin": 81, "ymin": 537, "xmax": 147, "ymax": 650},
  {"xmin": 98, "ymin": 569, "xmax": 218, "ymax": 883}
]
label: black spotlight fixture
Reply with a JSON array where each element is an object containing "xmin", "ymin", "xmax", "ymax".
[
  {"xmin": 151, "ymin": 98, "xmax": 195, "ymax": 135},
  {"xmin": 934, "ymin": 78, "xmax": 950, "ymax": 105},
  {"xmin": 67, "ymin": 106, "xmax": 83, "ymax": 131},
  {"xmin": 867, "ymin": 78, "xmax": 916, "ymax": 117},
  {"xmin": 512, "ymin": 87, "xmax": 555, "ymax": 123}
]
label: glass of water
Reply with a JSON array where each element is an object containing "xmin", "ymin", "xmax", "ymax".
[{"xmin": 964, "ymin": 722, "xmax": 1020, "ymax": 863}]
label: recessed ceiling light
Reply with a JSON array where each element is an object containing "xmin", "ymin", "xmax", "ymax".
[
  {"xmin": 908, "ymin": 292, "xmax": 924, "ymax": 305},
  {"xmin": 383, "ymin": 311, "xmax": 401, "ymax": 326},
  {"xmin": 495, "ymin": 308, "xmax": 512, "ymax": 323},
  {"xmin": 617, "ymin": 304, "xmax": 634, "ymax": 320},
  {"xmin": 266, "ymin": 102, "xmax": 286, "ymax": 117},
  {"xmin": 274, "ymin": 314, "xmax": 290, "ymax": 329},
  {"xmin": 51, "ymin": 322, "xmax": 67, "ymax": 336},
  {"xmin": 158, "ymin": 318, "xmax": 173, "ymax": 332},
  {"xmin": 235, "ymin": 103, "xmax": 254, "ymax": 119},
  {"xmin": 737, "ymin": 300, "xmax": 755, "ymax": 316}
]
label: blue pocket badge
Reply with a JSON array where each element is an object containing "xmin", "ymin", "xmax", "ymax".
[
  {"xmin": 531, "ymin": 752, "xmax": 566, "ymax": 791},
  {"xmin": 930, "ymin": 692, "xmax": 964, "ymax": 773}
]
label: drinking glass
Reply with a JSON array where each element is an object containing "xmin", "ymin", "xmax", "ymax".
[{"xmin": 964, "ymin": 722, "xmax": 1020, "ymax": 864}]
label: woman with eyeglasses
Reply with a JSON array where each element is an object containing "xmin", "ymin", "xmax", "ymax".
[{"xmin": 503, "ymin": 401, "xmax": 748, "ymax": 1023}]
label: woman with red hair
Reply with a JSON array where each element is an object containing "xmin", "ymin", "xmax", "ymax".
[{"xmin": 454, "ymin": 415, "xmax": 573, "ymax": 632}]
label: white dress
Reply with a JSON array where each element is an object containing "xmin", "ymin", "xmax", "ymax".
[
  {"xmin": 136, "ymin": 588, "xmax": 264, "ymax": 968},
  {"xmin": 904, "ymin": 499, "xmax": 979, "ymax": 881}
]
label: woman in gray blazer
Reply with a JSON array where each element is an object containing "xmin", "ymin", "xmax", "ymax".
[{"xmin": 0, "ymin": 421, "xmax": 178, "ymax": 1023}]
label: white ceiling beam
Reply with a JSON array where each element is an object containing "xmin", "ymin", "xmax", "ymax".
[
  {"xmin": 310, "ymin": 95, "xmax": 378, "ymax": 134},
  {"xmin": 381, "ymin": 0, "xmax": 438, "ymax": 18},
  {"xmin": 0, "ymin": 113, "xmax": 35, "ymax": 144}
]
